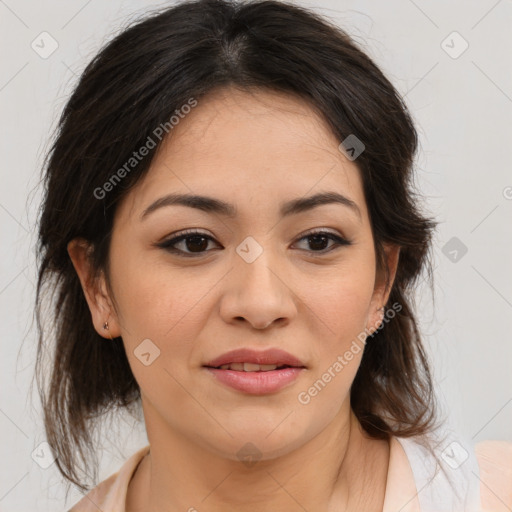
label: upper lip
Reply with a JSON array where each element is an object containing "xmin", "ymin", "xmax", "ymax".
[{"xmin": 204, "ymin": 348, "xmax": 306, "ymax": 368}]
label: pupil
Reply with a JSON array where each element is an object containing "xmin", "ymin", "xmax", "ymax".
[
  {"xmin": 186, "ymin": 235, "xmax": 208, "ymax": 252},
  {"xmin": 309, "ymin": 234, "xmax": 328, "ymax": 251}
]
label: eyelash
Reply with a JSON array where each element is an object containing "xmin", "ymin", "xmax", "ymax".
[{"xmin": 155, "ymin": 228, "xmax": 352, "ymax": 258}]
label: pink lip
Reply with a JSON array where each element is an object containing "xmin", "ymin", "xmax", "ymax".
[
  {"xmin": 203, "ymin": 348, "xmax": 306, "ymax": 395},
  {"xmin": 203, "ymin": 348, "xmax": 306, "ymax": 368},
  {"xmin": 204, "ymin": 367, "xmax": 305, "ymax": 394}
]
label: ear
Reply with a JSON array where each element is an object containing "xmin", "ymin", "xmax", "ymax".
[
  {"xmin": 67, "ymin": 238, "xmax": 121, "ymax": 339},
  {"xmin": 366, "ymin": 243, "xmax": 400, "ymax": 334}
]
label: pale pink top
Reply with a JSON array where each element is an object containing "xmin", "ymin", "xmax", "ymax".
[{"xmin": 69, "ymin": 438, "xmax": 512, "ymax": 512}]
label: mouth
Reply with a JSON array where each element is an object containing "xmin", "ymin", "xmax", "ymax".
[
  {"xmin": 203, "ymin": 347, "xmax": 306, "ymax": 369},
  {"xmin": 206, "ymin": 362, "xmax": 299, "ymax": 372},
  {"xmin": 202, "ymin": 348, "xmax": 306, "ymax": 394}
]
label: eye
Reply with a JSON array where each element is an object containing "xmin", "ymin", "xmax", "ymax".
[
  {"xmin": 293, "ymin": 229, "xmax": 352, "ymax": 254},
  {"xmin": 155, "ymin": 228, "xmax": 352, "ymax": 257},
  {"xmin": 155, "ymin": 229, "xmax": 220, "ymax": 257}
]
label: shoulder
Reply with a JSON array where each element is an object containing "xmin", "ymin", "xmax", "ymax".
[
  {"xmin": 392, "ymin": 434, "xmax": 512, "ymax": 512},
  {"xmin": 68, "ymin": 445, "xmax": 150, "ymax": 512},
  {"xmin": 474, "ymin": 440, "xmax": 512, "ymax": 512}
]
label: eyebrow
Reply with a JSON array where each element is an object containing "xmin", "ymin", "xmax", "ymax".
[{"xmin": 140, "ymin": 191, "xmax": 362, "ymax": 221}]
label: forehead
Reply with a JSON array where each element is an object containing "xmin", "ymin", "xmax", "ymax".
[
  {"xmin": 118, "ymin": 86, "xmax": 367, "ymax": 223},
  {"xmin": 162, "ymin": 86, "xmax": 343, "ymax": 164}
]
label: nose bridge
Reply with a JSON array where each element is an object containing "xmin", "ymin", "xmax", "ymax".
[
  {"xmin": 234, "ymin": 234, "xmax": 282, "ymax": 296},
  {"xmin": 220, "ymin": 234, "xmax": 296, "ymax": 328}
]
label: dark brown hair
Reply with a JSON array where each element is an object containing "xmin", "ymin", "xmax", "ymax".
[{"xmin": 35, "ymin": 0, "xmax": 439, "ymax": 492}]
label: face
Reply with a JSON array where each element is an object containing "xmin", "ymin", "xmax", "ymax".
[{"xmin": 71, "ymin": 86, "xmax": 398, "ymax": 462}]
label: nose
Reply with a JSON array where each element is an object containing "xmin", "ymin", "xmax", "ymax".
[{"xmin": 219, "ymin": 247, "xmax": 297, "ymax": 330}]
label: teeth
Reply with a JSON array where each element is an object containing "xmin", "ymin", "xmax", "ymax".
[
  {"xmin": 218, "ymin": 363, "xmax": 280, "ymax": 371},
  {"xmin": 258, "ymin": 364, "xmax": 279, "ymax": 371},
  {"xmin": 244, "ymin": 362, "xmax": 262, "ymax": 371}
]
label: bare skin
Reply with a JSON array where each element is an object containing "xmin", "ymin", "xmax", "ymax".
[{"xmin": 69, "ymin": 86, "xmax": 399, "ymax": 512}]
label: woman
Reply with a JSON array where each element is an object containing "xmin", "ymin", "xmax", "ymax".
[{"xmin": 34, "ymin": 0, "xmax": 511, "ymax": 510}]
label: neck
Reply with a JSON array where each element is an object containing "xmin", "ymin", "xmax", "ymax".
[{"xmin": 127, "ymin": 401, "xmax": 389, "ymax": 512}]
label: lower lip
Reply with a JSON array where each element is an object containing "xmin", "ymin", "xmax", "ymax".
[{"xmin": 204, "ymin": 367, "xmax": 305, "ymax": 394}]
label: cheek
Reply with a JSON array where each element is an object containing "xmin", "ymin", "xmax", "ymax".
[
  {"xmin": 296, "ymin": 283, "xmax": 371, "ymax": 418},
  {"xmin": 109, "ymin": 251, "xmax": 229, "ymax": 394},
  {"xmin": 303, "ymin": 266, "xmax": 375, "ymax": 344},
  {"xmin": 297, "ymin": 254, "xmax": 375, "ymax": 405},
  {"xmin": 112, "ymin": 265, "xmax": 207, "ymax": 410},
  {"xmin": 109, "ymin": 239, "xmax": 206, "ymax": 336}
]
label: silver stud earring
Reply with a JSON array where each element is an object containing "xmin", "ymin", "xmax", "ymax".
[{"xmin": 103, "ymin": 320, "xmax": 109, "ymax": 330}]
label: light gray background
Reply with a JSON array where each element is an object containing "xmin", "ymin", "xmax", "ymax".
[{"xmin": 1, "ymin": 0, "xmax": 511, "ymax": 510}]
